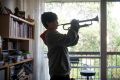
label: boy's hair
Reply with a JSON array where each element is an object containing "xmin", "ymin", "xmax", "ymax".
[{"xmin": 41, "ymin": 12, "xmax": 58, "ymax": 29}]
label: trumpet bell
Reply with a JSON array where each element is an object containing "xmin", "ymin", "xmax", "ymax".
[{"xmin": 92, "ymin": 16, "xmax": 99, "ymax": 22}]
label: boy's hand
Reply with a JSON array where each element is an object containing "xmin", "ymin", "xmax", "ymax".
[
  {"xmin": 70, "ymin": 19, "xmax": 80, "ymax": 29},
  {"xmin": 80, "ymin": 24, "xmax": 90, "ymax": 27}
]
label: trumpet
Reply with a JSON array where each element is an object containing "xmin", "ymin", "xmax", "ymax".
[{"xmin": 59, "ymin": 16, "xmax": 99, "ymax": 30}]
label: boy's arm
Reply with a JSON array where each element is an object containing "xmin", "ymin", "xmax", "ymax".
[
  {"xmin": 47, "ymin": 20, "xmax": 80, "ymax": 47},
  {"xmin": 68, "ymin": 23, "xmax": 90, "ymax": 46},
  {"xmin": 68, "ymin": 34, "xmax": 79, "ymax": 46}
]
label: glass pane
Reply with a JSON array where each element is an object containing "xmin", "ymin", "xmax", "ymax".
[
  {"xmin": 45, "ymin": 2, "xmax": 100, "ymax": 52},
  {"xmin": 107, "ymin": 2, "xmax": 120, "ymax": 79},
  {"xmin": 70, "ymin": 57, "xmax": 100, "ymax": 79},
  {"xmin": 107, "ymin": 2, "xmax": 120, "ymax": 52},
  {"xmin": 107, "ymin": 53, "xmax": 120, "ymax": 79}
]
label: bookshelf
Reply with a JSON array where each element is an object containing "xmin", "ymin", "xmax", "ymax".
[
  {"xmin": 0, "ymin": 14, "xmax": 34, "ymax": 39},
  {"xmin": 0, "ymin": 14, "xmax": 34, "ymax": 80}
]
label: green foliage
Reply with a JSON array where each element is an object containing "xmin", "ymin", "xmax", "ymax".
[{"xmin": 22, "ymin": 50, "xmax": 31, "ymax": 55}]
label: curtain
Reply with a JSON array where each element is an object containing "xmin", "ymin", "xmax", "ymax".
[
  {"xmin": 18, "ymin": 0, "xmax": 50, "ymax": 80},
  {"xmin": 33, "ymin": 0, "xmax": 45, "ymax": 80}
]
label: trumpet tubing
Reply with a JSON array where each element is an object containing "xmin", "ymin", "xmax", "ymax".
[{"xmin": 58, "ymin": 16, "xmax": 99, "ymax": 26}]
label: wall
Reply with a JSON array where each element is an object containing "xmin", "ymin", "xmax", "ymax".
[
  {"xmin": 0, "ymin": 0, "xmax": 17, "ymax": 13},
  {"xmin": 21, "ymin": 0, "xmax": 35, "ymax": 19},
  {"xmin": 21, "ymin": 0, "xmax": 47, "ymax": 80},
  {"xmin": 0, "ymin": 0, "xmax": 17, "ymax": 79}
]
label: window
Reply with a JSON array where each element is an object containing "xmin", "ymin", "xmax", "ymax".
[
  {"xmin": 43, "ymin": 1, "xmax": 120, "ymax": 80},
  {"xmin": 107, "ymin": 2, "xmax": 120, "ymax": 52},
  {"xmin": 45, "ymin": 2, "xmax": 100, "ymax": 52},
  {"xmin": 107, "ymin": 2, "xmax": 120, "ymax": 79}
]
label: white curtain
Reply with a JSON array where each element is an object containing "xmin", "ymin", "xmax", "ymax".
[{"xmin": 18, "ymin": 0, "xmax": 50, "ymax": 80}]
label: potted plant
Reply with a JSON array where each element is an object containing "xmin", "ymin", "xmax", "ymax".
[{"xmin": 22, "ymin": 50, "xmax": 32, "ymax": 59}]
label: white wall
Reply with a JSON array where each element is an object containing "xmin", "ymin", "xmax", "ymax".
[
  {"xmin": 0, "ymin": 0, "xmax": 17, "ymax": 12},
  {"xmin": 20, "ymin": 1, "xmax": 47, "ymax": 80},
  {"xmin": 0, "ymin": 0, "xmax": 34, "ymax": 19}
]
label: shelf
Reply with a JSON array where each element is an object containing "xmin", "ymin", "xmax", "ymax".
[
  {"xmin": 2, "ymin": 50, "xmax": 8, "ymax": 51},
  {"xmin": 0, "ymin": 64, "xmax": 8, "ymax": 69},
  {"xmin": 0, "ymin": 59, "xmax": 33, "ymax": 69},
  {"xmin": 9, "ymin": 59, "xmax": 33, "ymax": 66},
  {"xmin": 10, "ymin": 14, "xmax": 35, "ymax": 26},
  {"xmin": 0, "ymin": 13, "xmax": 34, "ymax": 80},
  {"xmin": 8, "ymin": 37, "xmax": 33, "ymax": 40},
  {"xmin": 2, "ymin": 37, "xmax": 33, "ymax": 41},
  {"xmin": 0, "ymin": 14, "xmax": 35, "ymax": 26},
  {"xmin": 8, "ymin": 49, "xmax": 16, "ymax": 51}
]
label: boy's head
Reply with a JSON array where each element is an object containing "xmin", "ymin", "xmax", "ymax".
[{"xmin": 41, "ymin": 12, "xmax": 58, "ymax": 30}]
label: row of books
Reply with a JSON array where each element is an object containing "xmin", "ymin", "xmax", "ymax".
[
  {"xmin": 8, "ymin": 41, "xmax": 17, "ymax": 50},
  {"xmin": 9, "ymin": 18, "xmax": 33, "ymax": 39},
  {"xmin": 2, "ymin": 39, "xmax": 17, "ymax": 50},
  {"xmin": 10, "ymin": 62, "xmax": 33, "ymax": 80}
]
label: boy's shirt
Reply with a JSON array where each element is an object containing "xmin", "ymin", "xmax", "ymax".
[{"xmin": 40, "ymin": 27, "xmax": 79, "ymax": 77}]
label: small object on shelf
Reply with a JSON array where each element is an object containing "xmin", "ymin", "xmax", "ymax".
[
  {"xmin": 26, "ymin": 15, "xmax": 34, "ymax": 23},
  {"xmin": 14, "ymin": 7, "xmax": 20, "ymax": 18},
  {"xmin": 19, "ymin": 11, "xmax": 25, "ymax": 19},
  {"xmin": 14, "ymin": 7, "xmax": 25, "ymax": 19},
  {"xmin": 2, "ymin": 51, "xmax": 9, "ymax": 62},
  {"xmin": 14, "ymin": 7, "xmax": 25, "ymax": 24},
  {"xmin": 0, "ymin": 61, "xmax": 4, "ymax": 66},
  {"xmin": 22, "ymin": 50, "xmax": 32, "ymax": 59},
  {"xmin": 16, "ymin": 56, "xmax": 22, "ymax": 62},
  {"xmin": 0, "ymin": 2, "xmax": 13, "ymax": 15}
]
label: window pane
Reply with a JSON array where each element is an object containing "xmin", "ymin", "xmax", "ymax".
[
  {"xmin": 45, "ymin": 2, "xmax": 100, "ymax": 52},
  {"xmin": 107, "ymin": 2, "xmax": 120, "ymax": 79},
  {"xmin": 107, "ymin": 2, "xmax": 120, "ymax": 52}
]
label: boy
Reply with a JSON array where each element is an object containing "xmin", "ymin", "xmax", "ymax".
[{"xmin": 40, "ymin": 12, "xmax": 87, "ymax": 80}]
